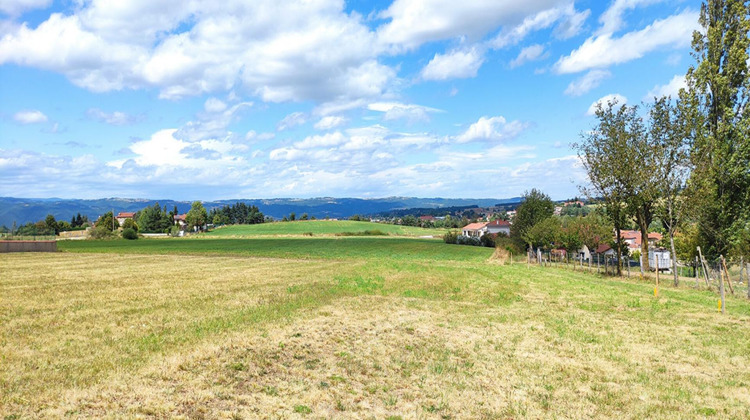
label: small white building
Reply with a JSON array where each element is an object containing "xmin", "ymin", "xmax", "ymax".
[
  {"xmin": 462, "ymin": 222, "xmax": 488, "ymax": 238},
  {"xmin": 485, "ymin": 220, "xmax": 511, "ymax": 236}
]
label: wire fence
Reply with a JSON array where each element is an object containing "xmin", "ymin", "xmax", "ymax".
[{"xmin": 526, "ymin": 249, "xmax": 750, "ymax": 299}]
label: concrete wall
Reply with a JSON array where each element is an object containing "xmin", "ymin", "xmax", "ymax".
[{"xmin": 0, "ymin": 240, "xmax": 57, "ymax": 253}]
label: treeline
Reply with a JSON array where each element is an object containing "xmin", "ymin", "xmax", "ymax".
[{"xmin": 209, "ymin": 202, "xmax": 265, "ymax": 225}]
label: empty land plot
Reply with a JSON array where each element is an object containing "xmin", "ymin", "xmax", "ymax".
[{"xmin": 2, "ymin": 238, "xmax": 750, "ymax": 418}]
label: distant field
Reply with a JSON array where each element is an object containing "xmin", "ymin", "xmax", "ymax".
[
  {"xmin": 3, "ymin": 235, "xmax": 750, "ymax": 418},
  {"xmin": 58, "ymin": 236, "xmax": 488, "ymax": 262},
  {"xmin": 206, "ymin": 220, "xmax": 449, "ymax": 237}
]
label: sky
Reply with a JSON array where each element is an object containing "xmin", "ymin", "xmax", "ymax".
[{"xmin": 0, "ymin": 0, "xmax": 698, "ymax": 201}]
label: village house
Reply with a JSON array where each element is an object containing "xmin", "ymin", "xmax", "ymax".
[
  {"xmin": 462, "ymin": 222, "xmax": 488, "ymax": 238},
  {"xmin": 174, "ymin": 214, "xmax": 187, "ymax": 229},
  {"xmin": 419, "ymin": 215, "xmax": 435, "ymax": 222},
  {"xmin": 115, "ymin": 212, "xmax": 136, "ymax": 225},
  {"xmin": 485, "ymin": 219, "xmax": 511, "ymax": 236},
  {"xmin": 620, "ymin": 230, "xmax": 662, "ymax": 253}
]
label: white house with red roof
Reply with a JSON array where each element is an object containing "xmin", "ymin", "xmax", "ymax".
[
  {"xmin": 462, "ymin": 222, "xmax": 488, "ymax": 238},
  {"xmin": 115, "ymin": 212, "xmax": 136, "ymax": 225},
  {"xmin": 486, "ymin": 219, "xmax": 511, "ymax": 236}
]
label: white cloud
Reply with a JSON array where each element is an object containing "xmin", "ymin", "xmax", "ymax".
[
  {"xmin": 277, "ymin": 112, "xmax": 308, "ymax": 131},
  {"xmin": 0, "ymin": 0, "xmax": 51, "ymax": 16},
  {"xmin": 0, "ymin": 1, "xmax": 394, "ymax": 104},
  {"xmin": 555, "ymin": 10, "xmax": 699, "ymax": 74},
  {"xmin": 645, "ymin": 75, "xmax": 686, "ymax": 99},
  {"xmin": 456, "ymin": 116, "xmax": 528, "ymax": 143},
  {"xmin": 509, "ymin": 44, "xmax": 547, "ymax": 68},
  {"xmin": 204, "ymin": 98, "xmax": 227, "ymax": 113},
  {"xmin": 377, "ymin": 0, "xmax": 567, "ymax": 51},
  {"xmin": 13, "ymin": 109, "xmax": 47, "ymax": 124},
  {"xmin": 597, "ymin": 0, "xmax": 664, "ymax": 36},
  {"xmin": 587, "ymin": 93, "xmax": 627, "ymax": 116},
  {"xmin": 420, "ymin": 47, "xmax": 484, "ymax": 80},
  {"xmin": 564, "ymin": 69, "xmax": 611, "ymax": 96},
  {"xmin": 314, "ymin": 115, "xmax": 347, "ymax": 130},
  {"xmin": 491, "ymin": 3, "xmax": 586, "ymax": 48},
  {"xmin": 293, "ymin": 132, "xmax": 348, "ymax": 149},
  {"xmin": 86, "ymin": 108, "xmax": 138, "ymax": 125},
  {"xmin": 368, "ymin": 102, "xmax": 441, "ymax": 123}
]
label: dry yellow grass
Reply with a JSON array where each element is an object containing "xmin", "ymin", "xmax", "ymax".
[{"xmin": 3, "ymin": 251, "xmax": 750, "ymax": 419}]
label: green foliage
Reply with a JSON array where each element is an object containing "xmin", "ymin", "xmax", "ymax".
[
  {"xmin": 443, "ymin": 231, "xmax": 458, "ymax": 244},
  {"xmin": 45, "ymin": 214, "xmax": 59, "ymax": 235},
  {"xmin": 207, "ymin": 202, "xmax": 263, "ymax": 225},
  {"xmin": 512, "ymin": 189, "xmax": 554, "ymax": 248},
  {"xmin": 479, "ymin": 233, "xmax": 495, "ymax": 248},
  {"xmin": 137, "ymin": 203, "xmax": 172, "ymax": 233},
  {"xmin": 524, "ymin": 217, "xmax": 562, "ymax": 250},
  {"xmin": 565, "ymin": 215, "xmax": 611, "ymax": 253},
  {"xmin": 686, "ymin": 0, "xmax": 750, "ymax": 258},
  {"xmin": 335, "ymin": 230, "xmax": 387, "ymax": 236},
  {"xmin": 121, "ymin": 218, "xmax": 138, "ymax": 232},
  {"xmin": 96, "ymin": 211, "xmax": 120, "ymax": 232},
  {"xmin": 121, "ymin": 228, "xmax": 138, "ymax": 240},
  {"xmin": 186, "ymin": 201, "xmax": 208, "ymax": 231},
  {"xmin": 89, "ymin": 225, "xmax": 115, "ymax": 239}
]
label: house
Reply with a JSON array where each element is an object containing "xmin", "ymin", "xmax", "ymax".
[
  {"xmin": 174, "ymin": 214, "xmax": 187, "ymax": 229},
  {"xmin": 116, "ymin": 212, "xmax": 136, "ymax": 225},
  {"xmin": 506, "ymin": 210, "xmax": 516, "ymax": 219},
  {"xmin": 554, "ymin": 206, "xmax": 563, "ymax": 216},
  {"xmin": 462, "ymin": 222, "xmax": 488, "ymax": 238},
  {"xmin": 564, "ymin": 200, "xmax": 585, "ymax": 207},
  {"xmin": 485, "ymin": 219, "xmax": 511, "ymax": 236},
  {"xmin": 578, "ymin": 245, "xmax": 592, "ymax": 261},
  {"xmin": 595, "ymin": 243, "xmax": 616, "ymax": 257},
  {"xmin": 419, "ymin": 215, "xmax": 435, "ymax": 222},
  {"xmin": 620, "ymin": 230, "xmax": 663, "ymax": 253}
]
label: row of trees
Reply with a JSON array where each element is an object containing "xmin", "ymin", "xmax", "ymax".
[
  {"xmin": 574, "ymin": 0, "xmax": 749, "ymax": 283},
  {"xmin": 208, "ymin": 202, "xmax": 264, "ymax": 225}
]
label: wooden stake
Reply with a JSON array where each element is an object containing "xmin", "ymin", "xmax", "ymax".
[
  {"xmin": 747, "ymin": 263, "xmax": 750, "ymax": 300},
  {"xmin": 697, "ymin": 246, "xmax": 710, "ymax": 288},
  {"xmin": 719, "ymin": 262, "xmax": 725, "ymax": 314},
  {"xmin": 695, "ymin": 256, "xmax": 700, "ymax": 288},
  {"xmin": 721, "ymin": 256, "xmax": 734, "ymax": 295}
]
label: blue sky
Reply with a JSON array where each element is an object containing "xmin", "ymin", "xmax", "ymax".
[{"xmin": 0, "ymin": 0, "xmax": 697, "ymax": 201}]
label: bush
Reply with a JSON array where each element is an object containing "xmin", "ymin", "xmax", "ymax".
[
  {"xmin": 121, "ymin": 218, "xmax": 138, "ymax": 232},
  {"xmin": 443, "ymin": 231, "xmax": 458, "ymax": 244},
  {"xmin": 170, "ymin": 226, "xmax": 181, "ymax": 237},
  {"xmin": 121, "ymin": 228, "xmax": 138, "ymax": 240},
  {"xmin": 89, "ymin": 225, "xmax": 114, "ymax": 239},
  {"xmin": 480, "ymin": 233, "xmax": 496, "ymax": 248},
  {"xmin": 456, "ymin": 235, "xmax": 481, "ymax": 246}
]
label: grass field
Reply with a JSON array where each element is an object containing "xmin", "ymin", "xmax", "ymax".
[
  {"xmin": 3, "ymin": 236, "xmax": 750, "ymax": 418},
  {"xmin": 205, "ymin": 220, "xmax": 449, "ymax": 237}
]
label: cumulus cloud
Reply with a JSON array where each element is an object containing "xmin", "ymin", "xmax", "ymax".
[
  {"xmin": 377, "ymin": 0, "xmax": 568, "ymax": 51},
  {"xmin": 314, "ymin": 115, "xmax": 347, "ymax": 130},
  {"xmin": 455, "ymin": 116, "xmax": 528, "ymax": 143},
  {"xmin": 0, "ymin": 1, "xmax": 394, "ymax": 104},
  {"xmin": 86, "ymin": 108, "xmax": 139, "ymax": 125},
  {"xmin": 13, "ymin": 109, "xmax": 47, "ymax": 124},
  {"xmin": 586, "ymin": 93, "xmax": 627, "ymax": 116},
  {"xmin": 564, "ymin": 69, "xmax": 611, "ymax": 96},
  {"xmin": 0, "ymin": 0, "xmax": 51, "ymax": 16},
  {"xmin": 645, "ymin": 75, "xmax": 686, "ymax": 99},
  {"xmin": 420, "ymin": 47, "xmax": 485, "ymax": 80},
  {"xmin": 509, "ymin": 44, "xmax": 547, "ymax": 68},
  {"xmin": 555, "ymin": 10, "xmax": 698, "ymax": 74}
]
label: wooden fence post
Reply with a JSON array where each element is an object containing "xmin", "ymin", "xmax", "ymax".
[
  {"xmin": 697, "ymin": 246, "xmax": 710, "ymax": 288},
  {"xmin": 719, "ymin": 261, "xmax": 725, "ymax": 314},
  {"xmin": 695, "ymin": 256, "xmax": 700, "ymax": 288},
  {"xmin": 747, "ymin": 263, "xmax": 750, "ymax": 299},
  {"xmin": 721, "ymin": 255, "xmax": 734, "ymax": 295}
]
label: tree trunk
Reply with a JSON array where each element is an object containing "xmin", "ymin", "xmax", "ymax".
[
  {"xmin": 637, "ymin": 211, "xmax": 650, "ymax": 273},
  {"xmin": 670, "ymin": 231, "xmax": 678, "ymax": 287},
  {"xmin": 615, "ymin": 226, "xmax": 623, "ymax": 276}
]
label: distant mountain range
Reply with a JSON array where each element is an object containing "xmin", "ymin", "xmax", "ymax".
[{"xmin": 0, "ymin": 196, "xmax": 522, "ymax": 227}]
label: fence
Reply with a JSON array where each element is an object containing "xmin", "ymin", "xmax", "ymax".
[{"xmin": 526, "ymin": 248, "xmax": 750, "ymax": 299}]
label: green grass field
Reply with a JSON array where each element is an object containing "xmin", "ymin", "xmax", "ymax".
[
  {"xmin": 206, "ymin": 220, "xmax": 449, "ymax": 237},
  {"xmin": 3, "ymin": 235, "xmax": 750, "ymax": 418}
]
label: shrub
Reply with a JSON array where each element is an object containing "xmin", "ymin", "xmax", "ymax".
[
  {"xmin": 456, "ymin": 235, "xmax": 481, "ymax": 246},
  {"xmin": 170, "ymin": 226, "xmax": 181, "ymax": 237},
  {"xmin": 121, "ymin": 228, "xmax": 138, "ymax": 240},
  {"xmin": 121, "ymin": 218, "xmax": 138, "ymax": 232},
  {"xmin": 480, "ymin": 233, "xmax": 496, "ymax": 248},
  {"xmin": 89, "ymin": 225, "xmax": 114, "ymax": 239},
  {"xmin": 443, "ymin": 231, "xmax": 458, "ymax": 244}
]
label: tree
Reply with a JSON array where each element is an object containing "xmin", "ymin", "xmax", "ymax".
[
  {"xmin": 186, "ymin": 201, "xmax": 208, "ymax": 231},
  {"xmin": 650, "ymin": 96, "xmax": 693, "ymax": 285},
  {"xmin": 574, "ymin": 100, "xmax": 637, "ymax": 276},
  {"xmin": 524, "ymin": 217, "xmax": 562, "ymax": 250},
  {"xmin": 289, "ymin": 212, "xmax": 296, "ymax": 222},
  {"xmin": 45, "ymin": 214, "xmax": 59, "ymax": 235},
  {"xmin": 121, "ymin": 218, "xmax": 138, "ymax": 232},
  {"xmin": 565, "ymin": 214, "xmax": 612, "ymax": 257},
  {"xmin": 96, "ymin": 211, "xmax": 119, "ymax": 232},
  {"xmin": 687, "ymin": 0, "xmax": 750, "ymax": 259},
  {"xmin": 511, "ymin": 189, "xmax": 554, "ymax": 250}
]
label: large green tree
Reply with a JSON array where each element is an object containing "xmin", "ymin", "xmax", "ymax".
[
  {"xmin": 186, "ymin": 201, "xmax": 208, "ymax": 231},
  {"xmin": 574, "ymin": 100, "xmax": 639, "ymax": 276},
  {"xmin": 687, "ymin": 0, "xmax": 750, "ymax": 258},
  {"xmin": 511, "ymin": 188, "xmax": 554, "ymax": 250}
]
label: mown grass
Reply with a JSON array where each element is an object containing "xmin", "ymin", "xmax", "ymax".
[
  {"xmin": 3, "ymin": 238, "xmax": 750, "ymax": 418},
  {"xmin": 206, "ymin": 220, "xmax": 448, "ymax": 237}
]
